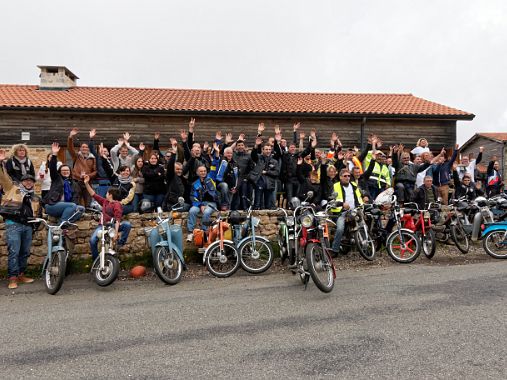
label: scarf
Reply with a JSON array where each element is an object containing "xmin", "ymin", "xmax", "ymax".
[
  {"xmin": 118, "ymin": 175, "xmax": 132, "ymax": 185},
  {"xmin": 13, "ymin": 156, "xmax": 30, "ymax": 176},
  {"xmin": 63, "ymin": 178, "xmax": 73, "ymax": 202},
  {"xmin": 18, "ymin": 182, "xmax": 35, "ymax": 196}
]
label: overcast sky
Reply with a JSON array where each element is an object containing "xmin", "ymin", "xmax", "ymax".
[{"xmin": 1, "ymin": 0, "xmax": 506, "ymax": 144}]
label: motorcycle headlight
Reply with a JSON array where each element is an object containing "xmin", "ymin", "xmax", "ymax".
[
  {"xmin": 52, "ymin": 234, "xmax": 60, "ymax": 243},
  {"xmin": 286, "ymin": 216, "xmax": 295, "ymax": 227},
  {"xmin": 108, "ymin": 229, "xmax": 116, "ymax": 239},
  {"xmin": 301, "ymin": 214, "xmax": 314, "ymax": 228},
  {"xmin": 350, "ymin": 209, "xmax": 357, "ymax": 218}
]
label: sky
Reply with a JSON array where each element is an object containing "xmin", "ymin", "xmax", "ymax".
[{"xmin": 1, "ymin": 0, "xmax": 506, "ymax": 144}]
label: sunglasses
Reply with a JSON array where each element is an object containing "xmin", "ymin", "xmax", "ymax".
[{"xmin": 342, "ymin": 174, "xmax": 351, "ymax": 177}]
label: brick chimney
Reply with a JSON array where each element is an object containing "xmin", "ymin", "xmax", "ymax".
[{"xmin": 38, "ymin": 65, "xmax": 78, "ymax": 90}]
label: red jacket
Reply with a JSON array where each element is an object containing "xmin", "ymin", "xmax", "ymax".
[{"xmin": 93, "ymin": 194, "xmax": 122, "ymax": 224}]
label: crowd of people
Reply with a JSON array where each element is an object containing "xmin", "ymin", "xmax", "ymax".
[{"xmin": 0, "ymin": 119, "xmax": 504, "ymax": 289}]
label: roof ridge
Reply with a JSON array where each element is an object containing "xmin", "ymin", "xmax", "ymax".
[{"xmin": 0, "ymin": 83, "xmax": 413, "ymax": 96}]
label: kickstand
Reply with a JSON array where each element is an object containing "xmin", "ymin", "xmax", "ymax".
[{"xmin": 304, "ymin": 274, "xmax": 310, "ymax": 290}]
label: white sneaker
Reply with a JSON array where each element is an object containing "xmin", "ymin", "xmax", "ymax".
[{"xmin": 186, "ymin": 233, "xmax": 193, "ymax": 242}]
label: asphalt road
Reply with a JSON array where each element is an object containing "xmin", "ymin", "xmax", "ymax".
[{"xmin": 1, "ymin": 261, "xmax": 506, "ymax": 379}]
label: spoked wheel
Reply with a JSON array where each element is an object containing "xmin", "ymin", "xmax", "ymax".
[
  {"xmin": 355, "ymin": 228, "xmax": 376, "ymax": 261},
  {"xmin": 91, "ymin": 253, "xmax": 120, "ymax": 287},
  {"xmin": 44, "ymin": 250, "xmax": 67, "ymax": 295},
  {"xmin": 483, "ymin": 230, "xmax": 507, "ymax": 259},
  {"xmin": 306, "ymin": 243, "xmax": 335, "ymax": 293},
  {"xmin": 450, "ymin": 223, "xmax": 469, "ymax": 254},
  {"xmin": 153, "ymin": 246, "xmax": 183, "ymax": 285},
  {"xmin": 205, "ymin": 241, "xmax": 240, "ymax": 278},
  {"xmin": 417, "ymin": 229, "xmax": 436, "ymax": 259},
  {"xmin": 239, "ymin": 239, "xmax": 274, "ymax": 274},
  {"xmin": 386, "ymin": 229, "xmax": 421, "ymax": 263}
]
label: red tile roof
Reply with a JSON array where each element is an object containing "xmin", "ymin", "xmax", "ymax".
[
  {"xmin": 0, "ymin": 84, "xmax": 474, "ymax": 118},
  {"xmin": 478, "ymin": 133, "xmax": 507, "ymax": 142}
]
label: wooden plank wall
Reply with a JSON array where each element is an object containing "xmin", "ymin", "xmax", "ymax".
[{"xmin": 0, "ymin": 111, "xmax": 457, "ymax": 152}]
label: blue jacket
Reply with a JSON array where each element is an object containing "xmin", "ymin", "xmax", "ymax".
[
  {"xmin": 190, "ymin": 177, "xmax": 218, "ymax": 207},
  {"xmin": 432, "ymin": 149, "xmax": 458, "ymax": 186}
]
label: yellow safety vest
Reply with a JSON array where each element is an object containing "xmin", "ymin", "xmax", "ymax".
[
  {"xmin": 331, "ymin": 182, "xmax": 364, "ymax": 213},
  {"xmin": 363, "ymin": 151, "xmax": 391, "ymax": 188}
]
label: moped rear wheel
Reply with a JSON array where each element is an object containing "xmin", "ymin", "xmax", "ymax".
[
  {"xmin": 205, "ymin": 241, "xmax": 240, "ymax": 278},
  {"xmin": 483, "ymin": 230, "xmax": 507, "ymax": 259},
  {"xmin": 239, "ymin": 239, "xmax": 274, "ymax": 274},
  {"xmin": 450, "ymin": 224, "xmax": 469, "ymax": 254},
  {"xmin": 44, "ymin": 250, "xmax": 67, "ymax": 295},
  {"xmin": 154, "ymin": 246, "xmax": 183, "ymax": 285},
  {"xmin": 306, "ymin": 243, "xmax": 334, "ymax": 293},
  {"xmin": 91, "ymin": 253, "xmax": 120, "ymax": 287},
  {"xmin": 386, "ymin": 229, "xmax": 421, "ymax": 263}
]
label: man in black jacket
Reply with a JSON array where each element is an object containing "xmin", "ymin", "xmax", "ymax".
[
  {"xmin": 413, "ymin": 176, "xmax": 439, "ymax": 210},
  {"xmin": 250, "ymin": 139, "xmax": 280, "ymax": 209},
  {"xmin": 231, "ymin": 139, "xmax": 254, "ymax": 210},
  {"xmin": 163, "ymin": 152, "xmax": 190, "ymax": 212}
]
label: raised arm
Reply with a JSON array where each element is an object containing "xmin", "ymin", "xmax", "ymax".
[{"xmin": 67, "ymin": 128, "xmax": 79, "ymax": 161}]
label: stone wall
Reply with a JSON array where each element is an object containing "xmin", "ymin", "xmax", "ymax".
[{"xmin": 0, "ymin": 211, "xmax": 284, "ymax": 270}]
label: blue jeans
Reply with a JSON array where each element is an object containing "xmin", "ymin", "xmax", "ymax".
[
  {"xmin": 187, "ymin": 202, "xmax": 216, "ymax": 232},
  {"xmin": 122, "ymin": 203, "xmax": 135, "ymax": 216},
  {"xmin": 89, "ymin": 222, "xmax": 132, "ymax": 259},
  {"xmin": 133, "ymin": 193, "xmax": 142, "ymax": 213},
  {"xmin": 45, "ymin": 202, "xmax": 84, "ymax": 224},
  {"xmin": 94, "ymin": 180, "xmax": 111, "ymax": 198},
  {"xmin": 254, "ymin": 187, "xmax": 275, "ymax": 210},
  {"xmin": 331, "ymin": 213, "xmax": 347, "ymax": 252},
  {"xmin": 6, "ymin": 221, "xmax": 33, "ymax": 278},
  {"xmin": 217, "ymin": 182, "xmax": 231, "ymax": 209},
  {"xmin": 143, "ymin": 193, "xmax": 165, "ymax": 209}
]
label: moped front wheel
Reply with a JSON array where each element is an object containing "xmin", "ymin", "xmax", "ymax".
[
  {"xmin": 386, "ymin": 229, "xmax": 421, "ymax": 263},
  {"xmin": 306, "ymin": 243, "xmax": 335, "ymax": 293},
  {"xmin": 483, "ymin": 230, "xmax": 507, "ymax": 259},
  {"xmin": 205, "ymin": 241, "xmax": 240, "ymax": 278},
  {"xmin": 355, "ymin": 228, "xmax": 376, "ymax": 261},
  {"xmin": 153, "ymin": 246, "xmax": 183, "ymax": 285},
  {"xmin": 450, "ymin": 223, "xmax": 469, "ymax": 254},
  {"xmin": 91, "ymin": 253, "xmax": 120, "ymax": 287},
  {"xmin": 239, "ymin": 239, "xmax": 274, "ymax": 274},
  {"xmin": 417, "ymin": 229, "xmax": 436, "ymax": 259},
  {"xmin": 44, "ymin": 250, "xmax": 67, "ymax": 295}
]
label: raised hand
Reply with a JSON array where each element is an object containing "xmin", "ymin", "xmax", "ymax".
[
  {"xmin": 203, "ymin": 141, "xmax": 210, "ymax": 152},
  {"xmin": 297, "ymin": 156, "xmax": 303, "ymax": 165},
  {"xmin": 479, "ymin": 146, "xmax": 484, "ymax": 153},
  {"xmin": 293, "ymin": 122, "xmax": 300, "ymax": 131},
  {"xmin": 139, "ymin": 142, "xmax": 145, "ymax": 151},
  {"xmin": 274, "ymin": 125, "xmax": 281, "ymax": 135},
  {"xmin": 180, "ymin": 129, "xmax": 188, "ymax": 141},
  {"xmin": 69, "ymin": 128, "xmax": 79, "ymax": 138},
  {"xmin": 213, "ymin": 142, "xmax": 220, "ymax": 153},
  {"xmin": 215, "ymin": 131, "xmax": 223, "ymax": 140},
  {"xmin": 440, "ymin": 147, "xmax": 446, "ymax": 156},
  {"xmin": 311, "ymin": 138, "xmax": 317, "ymax": 148},
  {"xmin": 257, "ymin": 123, "xmax": 265, "ymax": 134},
  {"xmin": 51, "ymin": 142, "xmax": 60, "ymax": 155},
  {"xmin": 225, "ymin": 132, "xmax": 233, "ymax": 144},
  {"xmin": 117, "ymin": 137, "xmax": 125, "ymax": 145},
  {"xmin": 255, "ymin": 136, "xmax": 263, "ymax": 146},
  {"xmin": 455, "ymin": 143, "xmax": 460, "ymax": 150},
  {"xmin": 299, "ymin": 131, "xmax": 306, "ymax": 140},
  {"xmin": 89, "ymin": 129, "xmax": 96, "ymax": 139},
  {"xmin": 99, "ymin": 142, "xmax": 107, "ymax": 157},
  {"xmin": 123, "ymin": 132, "xmax": 131, "ymax": 142},
  {"xmin": 337, "ymin": 151, "xmax": 345, "ymax": 161},
  {"xmin": 331, "ymin": 132, "xmax": 338, "ymax": 142},
  {"xmin": 188, "ymin": 118, "xmax": 196, "ymax": 133},
  {"xmin": 238, "ymin": 133, "xmax": 245, "ymax": 141},
  {"xmin": 310, "ymin": 128, "xmax": 317, "ymax": 139},
  {"xmin": 154, "ymin": 132, "xmax": 160, "ymax": 140}
]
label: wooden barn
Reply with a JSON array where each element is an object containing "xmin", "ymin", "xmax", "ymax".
[
  {"xmin": 460, "ymin": 132, "xmax": 507, "ymax": 181},
  {"xmin": 0, "ymin": 66, "xmax": 474, "ymax": 155}
]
